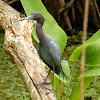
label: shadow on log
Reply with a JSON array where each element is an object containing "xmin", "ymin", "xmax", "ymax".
[{"xmin": 0, "ymin": 1, "xmax": 56, "ymax": 100}]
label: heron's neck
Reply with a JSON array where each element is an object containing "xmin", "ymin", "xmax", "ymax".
[{"xmin": 36, "ymin": 22, "xmax": 45, "ymax": 42}]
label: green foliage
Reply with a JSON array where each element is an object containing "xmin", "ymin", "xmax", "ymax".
[
  {"xmin": 61, "ymin": 60, "xmax": 70, "ymax": 81},
  {"xmin": 70, "ymin": 77, "xmax": 93, "ymax": 100},
  {"xmin": 84, "ymin": 67, "xmax": 100, "ymax": 77},
  {"xmin": 70, "ymin": 29, "xmax": 100, "ymax": 66},
  {"xmin": 20, "ymin": 0, "xmax": 67, "ymax": 52},
  {"xmin": 98, "ymin": 96, "xmax": 100, "ymax": 100},
  {"xmin": 2, "ymin": 0, "xmax": 100, "ymax": 99},
  {"xmin": 68, "ymin": 30, "xmax": 100, "ymax": 100}
]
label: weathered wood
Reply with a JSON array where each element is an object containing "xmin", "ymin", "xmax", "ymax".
[{"xmin": 0, "ymin": 1, "xmax": 56, "ymax": 100}]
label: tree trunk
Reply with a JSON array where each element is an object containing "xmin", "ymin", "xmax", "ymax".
[{"xmin": 0, "ymin": 1, "xmax": 56, "ymax": 100}]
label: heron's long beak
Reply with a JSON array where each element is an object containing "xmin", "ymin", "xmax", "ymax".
[{"xmin": 19, "ymin": 15, "xmax": 34, "ymax": 21}]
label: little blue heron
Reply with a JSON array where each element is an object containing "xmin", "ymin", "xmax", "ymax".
[{"xmin": 20, "ymin": 12, "xmax": 64, "ymax": 93}]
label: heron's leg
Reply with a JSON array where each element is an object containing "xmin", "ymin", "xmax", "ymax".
[
  {"xmin": 44, "ymin": 70, "xmax": 51, "ymax": 84},
  {"xmin": 46, "ymin": 65, "xmax": 55, "ymax": 95},
  {"xmin": 36, "ymin": 70, "xmax": 51, "ymax": 89},
  {"xmin": 52, "ymin": 65, "xmax": 54, "ymax": 91}
]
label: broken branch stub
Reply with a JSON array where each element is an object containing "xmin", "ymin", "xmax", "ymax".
[{"xmin": 0, "ymin": 1, "xmax": 56, "ymax": 100}]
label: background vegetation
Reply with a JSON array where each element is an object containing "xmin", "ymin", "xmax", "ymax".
[{"xmin": 0, "ymin": 0, "xmax": 100, "ymax": 100}]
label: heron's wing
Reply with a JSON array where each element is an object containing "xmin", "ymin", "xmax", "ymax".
[{"xmin": 49, "ymin": 40, "xmax": 62, "ymax": 74}]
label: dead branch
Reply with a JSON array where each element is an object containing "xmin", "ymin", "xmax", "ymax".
[{"xmin": 0, "ymin": 1, "xmax": 56, "ymax": 100}]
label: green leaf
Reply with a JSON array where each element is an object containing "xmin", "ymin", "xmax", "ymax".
[
  {"xmin": 69, "ymin": 46, "xmax": 82, "ymax": 61},
  {"xmin": 78, "ymin": 67, "xmax": 100, "ymax": 80},
  {"xmin": 70, "ymin": 29, "xmax": 100, "ymax": 65},
  {"xmin": 70, "ymin": 77, "xmax": 93, "ymax": 100},
  {"xmin": 20, "ymin": 0, "xmax": 67, "ymax": 51},
  {"xmin": 61, "ymin": 60, "xmax": 70, "ymax": 82},
  {"xmin": 97, "ymin": 96, "xmax": 100, "ymax": 100},
  {"xmin": 53, "ymin": 60, "xmax": 70, "ymax": 83},
  {"xmin": 84, "ymin": 67, "xmax": 100, "ymax": 77}
]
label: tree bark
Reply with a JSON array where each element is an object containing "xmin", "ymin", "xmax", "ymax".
[{"xmin": 0, "ymin": 1, "xmax": 56, "ymax": 100}]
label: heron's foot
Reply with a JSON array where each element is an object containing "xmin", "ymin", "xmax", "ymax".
[
  {"xmin": 36, "ymin": 82, "xmax": 51, "ymax": 89},
  {"xmin": 36, "ymin": 70, "xmax": 51, "ymax": 89},
  {"xmin": 45, "ymin": 87, "xmax": 55, "ymax": 96}
]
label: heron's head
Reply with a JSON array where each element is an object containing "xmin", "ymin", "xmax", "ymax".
[{"xmin": 20, "ymin": 12, "xmax": 45, "ymax": 23}]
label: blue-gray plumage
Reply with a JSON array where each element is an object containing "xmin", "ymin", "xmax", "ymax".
[
  {"xmin": 20, "ymin": 12, "xmax": 63, "ymax": 93},
  {"xmin": 39, "ymin": 35, "xmax": 62, "ymax": 74}
]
